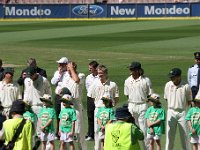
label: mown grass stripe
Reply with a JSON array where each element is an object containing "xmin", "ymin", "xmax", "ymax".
[{"xmin": 0, "ymin": 20, "xmax": 200, "ymax": 44}]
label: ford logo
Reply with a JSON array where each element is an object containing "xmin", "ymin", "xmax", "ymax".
[{"xmin": 72, "ymin": 5, "xmax": 104, "ymax": 17}]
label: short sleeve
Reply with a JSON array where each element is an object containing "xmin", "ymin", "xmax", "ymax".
[
  {"xmin": 72, "ymin": 109, "xmax": 77, "ymax": 121},
  {"xmin": 185, "ymin": 108, "xmax": 192, "ymax": 121}
]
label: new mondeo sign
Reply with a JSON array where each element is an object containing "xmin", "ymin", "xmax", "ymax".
[
  {"xmin": 4, "ymin": 5, "xmax": 69, "ymax": 18},
  {"xmin": 137, "ymin": 3, "xmax": 190, "ymax": 17},
  {"xmin": 107, "ymin": 4, "xmax": 136, "ymax": 17},
  {"xmin": 5, "ymin": 6, "xmax": 51, "ymax": 16},
  {"xmin": 0, "ymin": 3, "xmax": 199, "ymax": 19}
]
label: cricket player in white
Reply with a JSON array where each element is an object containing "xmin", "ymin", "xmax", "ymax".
[
  {"xmin": 88, "ymin": 64, "xmax": 119, "ymax": 150},
  {"xmin": 124, "ymin": 61, "xmax": 153, "ymax": 150},
  {"xmin": 61, "ymin": 62, "xmax": 87, "ymax": 150},
  {"xmin": 0, "ymin": 67, "xmax": 22, "ymax": 118},
  {"xmin": 24, "ymin": 66, "xmax": 52, "ymax": 137},
  {"xmin": 164, "ymin": 68, "xmax": 191, "ymax": 150}
]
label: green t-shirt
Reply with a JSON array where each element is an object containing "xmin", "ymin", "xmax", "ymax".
[
  {"xmin": 145, "ymin": 106, "xmax": 165, "ymax": 135},
  {"xmin": 96, "ymin": 107, "xmax": 115, "ymax": 131},
  {"xmin": 185, "ymin": 107, "xmax": 200, "ymax": 136},
  {"xmin": 38, "ymin": 106, "xmax": 56, "ymax": 133},
  {"xmin": 59, "ymin": 107, "xmax": 77, "ymax": 133},
  {"xmin": 23, "ymin": 110, "xmax": 37, "ymax": 123}
]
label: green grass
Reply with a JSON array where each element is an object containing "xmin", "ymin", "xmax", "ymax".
[{"xmin": 0, "ymin": 19, "xmax": 200, "ymax": 149}]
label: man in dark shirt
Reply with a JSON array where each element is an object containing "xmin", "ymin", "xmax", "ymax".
[{"xmin": 17, "ymin": 58, "xmax": 47, "ymax": 86}]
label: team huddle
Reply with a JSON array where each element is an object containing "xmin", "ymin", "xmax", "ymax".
[{"xmin": 0, "ymin": 52, "xmax": 199, "ymax": 150}]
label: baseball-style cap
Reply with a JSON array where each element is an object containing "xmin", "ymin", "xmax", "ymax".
[
  {"xmin": 115, "ymin": 106, "xmax": 132, "ymax": 120},
  {"xmin": 40, "ymin": 94, "xmax": 53, "ymax": 105},
  {"xmin": 10, "ymin": 100, "xmax": 25, "ymax": 114},
  {"xmin": 56, "ymin": 57, "xmax": 68, "ymax": 64},
  {"xmin": 101, "ymin": 93, "xmax": 112, "ymax": 102},
  {"xmin": 26, "ymin": 66, "xmax": 37, "ymax": 77},
  {"xmin": 128, "ymin": 61, "xmax": 141, "ymax": 70},
  {"xmin": 168, "ymin": 68, "xmax": 182, "ymax": 78},
  {"xmin": 193, "ymin": 97, "xmax": 200, "ymax": 103},
  {"xmin": 194, "ymin": 52, "xmax": 200, "ymax": 59},
  {"xmin": 23, "ymin": 100, "xmax": 32, "ymax": 107},
  {"xmin": 147, "ymin": 93, "xmax": 161, "ymax": 104},
  {"xmin": 4, "ymin": 67, "xmax": 14, "ymax": 75},
  {"xmin": 61, "ymin": 87, "xmax": 72, "ymax": 95},
  {"xmin": 60, "ymin": 94, "xmax": 73, "ymax": 104}
]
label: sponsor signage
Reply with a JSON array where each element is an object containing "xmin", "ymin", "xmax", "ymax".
[
  {"xmin": 137, "ymin": 3, "xmax": 190, "ymax": 17},
  {"xmin": 71, "ymin": 4, "xmax": 106, "ymax": 18},
  {"xmin": 165, "ymin": 3, "xmax": 190, "ymax": 17},
  {"xmin": 0, "ymin": 3, "xmax": 200, "ymax": 18},
  {"xmin": 4, "ymin": 4, "xmax": 69, "ymax": 18},
  {"xmin": 191, "ymin": 3, "xmax": 200, "ymax": 16},
  {"xmin": 107, "ymin": 4, "xmax": 136, "ymax": 17}
]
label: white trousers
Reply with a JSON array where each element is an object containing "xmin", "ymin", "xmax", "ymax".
[
  {"xmin": 73, "ymin": 100, "xmax": 87, "ymax": 150},
  {"xmin": 128, "ymin": 103, "xmax": 149, "ymax": 150},
  {"xmin": 94, "ymin": 108, "xmax": 100, "ymax": 150},
  {"xmin": 165, "ymin": 109, "xmax": 191, "ymax": 150},
  {"xmin": 32, "ymin": 105, "xmax": 42, "ymax": 136}
]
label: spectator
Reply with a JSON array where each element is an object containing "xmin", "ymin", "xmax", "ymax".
[
  {"xmin": 85, "ymin": 60, "xmax": 99, "ymax": 141},
  {"xmin": 59, "ymin": 94, "xmax": 77, "ymax": 150},
  {"xmin": 124, "ymin": 61, "xmax": 153, "ymax": 150},
  {"xmin": 88, "ymin": 64, "xmax": 119, "ymax": 150},
  {"xmin": 145, "ymin": 93, "xmax": 165, "ymax": 150},
  {"xmin": 188, "ymin": 52, "xmax": 200, "ymax": 100},
  {"xmin": 0, "ymin": 67, "xmax": 22, "ymax": 119},
  {"xmin": 185, "ymin": 97, "xmax": 200, "ymax": 150},
  {"xmin": 0, "ymin": 100, "xmax": 33, "ymax": 150},
  {"xmin": 17, "ymin": 58, "xmax": 47, "ymax": 86},
  {"xmin": 0, "ymin": 59, "xmax": 4, "ymax": 81},
  {"xmin": 164, "ymin": 68, "xmax": 191, "ymax": 150},
  {"xmin": 104, "ymin": 105, "xmax": 144, "ymax": 150},
  {"xmin": 51, "ymin": 57, "xmax": 69, "ymax": 137}
]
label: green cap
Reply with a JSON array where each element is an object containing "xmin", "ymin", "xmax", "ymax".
[{"xmin": 4, "ymin": 67, "xmax": 14, "ymax": 75}]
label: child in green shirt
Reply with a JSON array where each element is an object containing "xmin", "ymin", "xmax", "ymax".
[
  {"xmin": 23, "ymin": 100, "xmax": 37, "ymax": 125},
  {"xmin": 185, "ymin": 97, "xmax": 200, "ymax": 150},
  {"xmin": 59, "ymin": 94, "xmax": 77, "ymax": 150},
  {"xmin": 38, "ymin": 94, "xmax": 56, "ymax": 150},
  {"xmin": 145, "ymin": 93, "xmax": 165, "ymax": 150},
  {"xmin": 96, "ymin": 95, "xmax": 115, "ymax": 150},
  {"xmin": 23, "ymin": 100, "xmax": 37, "ymax": 149}
]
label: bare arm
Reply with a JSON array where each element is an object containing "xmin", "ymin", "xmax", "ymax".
[
  {"xmin": 97, "ymin": 118, "xmax": 103, "ymax": 128},
  {"xmin": 97, "ymin": 118, "xmax": 105, "ymax": 131},
  {"xmin": 69, "ymin": 121, "xmax": 75, "ymax": 136},
  {"xmin": 151, "ymin": 120, "xmax": 161, "ymax": 126},
  {"xmin": 187, "ymin": 120, "xmax": 196, "ymax": 134},
  {"xmin": 68, "ymin": 62, "xmax": 80, "ymax": 83},
  {"xmin": 40, "ymin": 119, "xmax": 53, "ymax": 131},
  {"xmin": 146, "ymin": 119, "xmax": 152, "ymax": 128}
]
